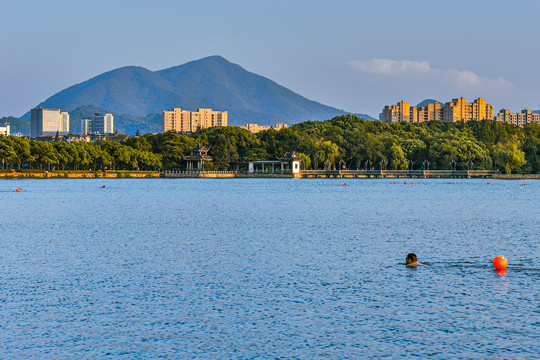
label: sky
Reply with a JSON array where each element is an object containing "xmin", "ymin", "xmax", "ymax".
[{"xmin": 1, "ymin": 0, "xmax": 539, "ymax": 118}]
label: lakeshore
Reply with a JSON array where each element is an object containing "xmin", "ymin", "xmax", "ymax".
[{"xmin": 1, "ymin": 169, "xmax": 539, "ymax": 179}]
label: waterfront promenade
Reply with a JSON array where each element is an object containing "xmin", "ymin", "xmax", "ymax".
[
  {"xmin": 1, "ymin": 169, "xmax": 539, "ymax": 179},
  {"xmin": 162, "ymin": 169, "xmax": 540, "ymax": 179}
]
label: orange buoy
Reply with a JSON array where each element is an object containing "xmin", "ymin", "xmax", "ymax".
[
  {"xmin": 343, "ymin": 183, "xmax": 346, "ymax": 186},
  {"xmin": 493, "ymin": 255, "xmax": 508, "ymax": 270},
  {"xmin": 16, "ymin": 188, "xmax": 21, "ymax": 192},
  {"xmin": 521, "ymin": 184, "xmax": 525, "ymax": 186},
  {"xmin": 487, "ymin": 182, "xmax": 491, "ymax": 184}
]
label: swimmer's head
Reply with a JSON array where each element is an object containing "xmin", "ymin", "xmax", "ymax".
[{"xmin": 406, "ymin": 253, "xmax": 417, "ymax": 264}]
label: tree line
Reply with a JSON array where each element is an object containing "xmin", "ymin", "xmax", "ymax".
[{"xmin": 0, "ymin": 115, "xmax": 539, "ymax": 173}]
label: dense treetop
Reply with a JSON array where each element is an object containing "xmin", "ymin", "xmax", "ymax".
[{"xmin": 0, "ymin": 116, "xmax": 538, "ymax": 174}]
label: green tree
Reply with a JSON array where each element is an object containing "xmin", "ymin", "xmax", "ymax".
[
  {"xmin": 0, "ymin": 138, "xmax": 17, "ymax": 169},
  {"xmin": 210, "ymin": 134, "xmax": 238, "ymax": 170},
  {"xmin": 4, "ymin": 136, "xmax": 31, "ymax": 169},
  {"xmin": 493, "ymin": 135, "xmax": 526, "ymax": 173},
  {"xmin": 31, "ymin": 141, "xmax": 58, "ymax": 170},
  {"xmin": 388, "ymin": 144, "xmax": 407, "ymax": 170}
]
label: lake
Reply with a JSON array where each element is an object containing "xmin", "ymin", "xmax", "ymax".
[{"xmin": 1, "ymin": 178, "xmax": 539, "ymax": 359}]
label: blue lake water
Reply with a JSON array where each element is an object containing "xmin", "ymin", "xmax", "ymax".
[{"xmin": 1, "ymin": 178, "xmax": 539, "ymax": 359}]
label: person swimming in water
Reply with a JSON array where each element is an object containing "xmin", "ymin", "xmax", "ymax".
[{"xmin": 406, "ymin": 253, "xmax": 424, "ymax": 267}]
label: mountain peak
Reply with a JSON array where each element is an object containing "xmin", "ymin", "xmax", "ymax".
[{"xmin": 23, "ymin": 56, "xmax": 374, "ymax": 132}]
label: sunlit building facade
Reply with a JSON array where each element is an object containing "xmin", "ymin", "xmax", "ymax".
[
  {"xmin": 30, "ymin": 107, "xmax": 70, "ymax": 137},
  {"xmin": 162, "ymin": 108, "xmax": 228, "ymax": 133},
  {"xmin": 495, "ymin": 109, "xmax": 539, "ymax": 127},
  {"xmin": 239, "ymin": 123, "xmax": 288, "ymax": 133},
  {"xmin": 0, "ymin": 123, "xmax": 10, "ymax": 136},
  {"xmin": 380, "ymin": 98, "xmax": 493, "ymax": 124}
]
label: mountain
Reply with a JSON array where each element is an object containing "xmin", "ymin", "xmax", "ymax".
[
  {"xmin": 23, "ymin": 56, "xmax": 374, "ymax": 133},
  {"xmin": 1, "ymin": 116, "xmax": 30, "ymax": 136},
  {"xmin": 416, "ymin": 99, "xmax": 443, "ymax": 107}
]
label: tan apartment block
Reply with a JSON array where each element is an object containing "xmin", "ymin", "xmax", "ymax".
[
  {"xmin": 443, "ymin": 97, "xmax": 493, "ymax": 122},
  {"xmin": 495, "ymin": 109, "xmax": 539, "ymax": 127},
  {"xmin": 162, "ymin": 108, "xmax": 228, "ymax": 132},
  {"xmin": 381, "ymin": 100, "xmax": 443, "ymax": 123},
  {"xmin": 380, "ymin": 98, "xmax": 492, "ymax": 124},
  {"xmin": 381, "ymin": 101, "xmax": 412, "ymax": 123},
  {"xmin": 239, "ymin": 123, "xmax": 289, "ymax": 134}
]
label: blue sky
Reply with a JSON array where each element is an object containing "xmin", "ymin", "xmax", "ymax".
[{"xmin": 1, "ymin": 0, "xmax": 539, "ymax": 118}]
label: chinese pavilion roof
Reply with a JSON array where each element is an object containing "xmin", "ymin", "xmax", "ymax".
[
  {"xmin": 187, "ymin": 141, "xmax": 210, "ymax": 155},
  {"xmin": 183, "ymin": 141, "xmax": 212, "ymax": 162}
]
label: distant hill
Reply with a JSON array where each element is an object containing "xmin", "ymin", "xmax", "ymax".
[
  {"xmin": 416, "ymin": 99, "xmax": 443, "ymax": 107},
  {"xmin": 23, "ymin": 56, "xmax": 374, "ymax": 134},
  {"xmin": 0, "ymin": 116, "xmax": 30, "ymax": 136}
]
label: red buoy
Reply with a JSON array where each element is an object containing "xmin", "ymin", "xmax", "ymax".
[{"xmin": 493, "ymin": 256, "xmax": 508, "ymax": 270}]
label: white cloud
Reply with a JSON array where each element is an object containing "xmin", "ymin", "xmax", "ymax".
[
  {"xmin": 348, "ymin": 58, "xmax": 513, "ymax": 90},
  {"xmin": 348, "ymin": 58, "xmax": 432, "ymax": 75}
]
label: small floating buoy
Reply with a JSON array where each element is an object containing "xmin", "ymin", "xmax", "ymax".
[
  {"xmin": 101, "ymin": 185, "xmax": 106, "ymax": 189},
  {"xmin": 343, "ymin": 183, "xmax": 346, "ymax": 186},
  {"xmin": 521, "ymin": 184, "xmax": 525, "ymax": 186},
  {"xmin": 493, "ymin": 255, "xmax": 508, "ymax": 270},
  {"xmin": 16, "ymin": 188, "xmax": 21, "ymax": 192},
  {"xmin": 487, "ymin": 182, "xmax": 491, "ymax": 184}
]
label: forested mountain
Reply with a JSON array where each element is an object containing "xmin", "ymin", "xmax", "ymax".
[{"xmin": 22, "ymin": 56, "xmax": 374, "ymax": 132}]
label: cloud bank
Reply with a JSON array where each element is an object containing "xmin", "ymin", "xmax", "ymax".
[{"xmin": 348, "ymin": 58, "xmax": 513, "ymax": 90}]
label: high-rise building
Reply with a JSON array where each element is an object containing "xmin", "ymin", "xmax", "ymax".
[
  {"xmin": 162, "ymin": 108, "xmax": 228, "ymax": 132},
  {"xmin": 443, "ymin": 97, "xmax": 493, "ymax": 122},
  {"xmin": 30, "ymin": 108, "xmax": 70, "ymax": 137},
  {"xmin": 81, "ymin": 119, "xmax": 92, "ymax": 135},
  {"xmin": 495, "ymin": 109, "xmax": 539, "ymax": 127},
  {"xmin": 380, "ymin": 101, "xmax": 444, "ymax": 123},
  {"xmin": 380, "ymin": 98, "xmax": 492, "ymax": 124},
  {"xmin": 93, "ymin": 113, "xmax": 114, "ymax": 134},
  {"xmin": 0, "ymin": 123, "xmax": 10, "ymax": 136}
]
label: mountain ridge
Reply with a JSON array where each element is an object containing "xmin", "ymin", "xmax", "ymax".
[{"xmin": 23, "ymin": 56, "xmax": 374, "ymax": 133}]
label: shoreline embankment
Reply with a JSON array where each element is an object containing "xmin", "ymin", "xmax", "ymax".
[{"xmin": 0, "ymin": 170, "xmax": 539, "ymax": 179}]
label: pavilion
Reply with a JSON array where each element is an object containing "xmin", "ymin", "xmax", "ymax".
[
  {"xmin": 246, "ymin": 151, "xmax": 303, "ymax": 174},
  {"xmin": 183, "ymin": 142, "xmax": 212, "ymax": 170}
]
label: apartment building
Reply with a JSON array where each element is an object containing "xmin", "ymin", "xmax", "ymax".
[
  {"xmin": 162, "ymin": 108, "xmax": 228, "ymax": 132},
  {"xmin": 380, "ymin": 97, "xmax": 492, "ymax": 124},
  {"xmin": 443, "ymin": 97, "xmax": 493, "ymax": 122},
  {"xmin": 239, "ymin": 123, "xmax": 288, "ymax": 133},
  {"xmin": 0, "ymin": 123, "xmax": 10, "ymax": 136},
  {"xmin": 495, "ymin": 109, "xmax": 539, "ymax": 127},
  {"xmin": 30, "ymin": 107, "xmax": 70, "ymax": 137}
]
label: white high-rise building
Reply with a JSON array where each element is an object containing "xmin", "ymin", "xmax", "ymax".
[
  {"xmin": 0, "ymin": 123, "xmax": 10, "ymax": 136},
  {"xmin": 30, "ymin": 108, "xmax": 69, "ymax": 137}
]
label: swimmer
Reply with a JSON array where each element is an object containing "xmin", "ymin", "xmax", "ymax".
[{"xmin": 406, "ymin": 253, "xmax": 425, "ymax": 267}]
